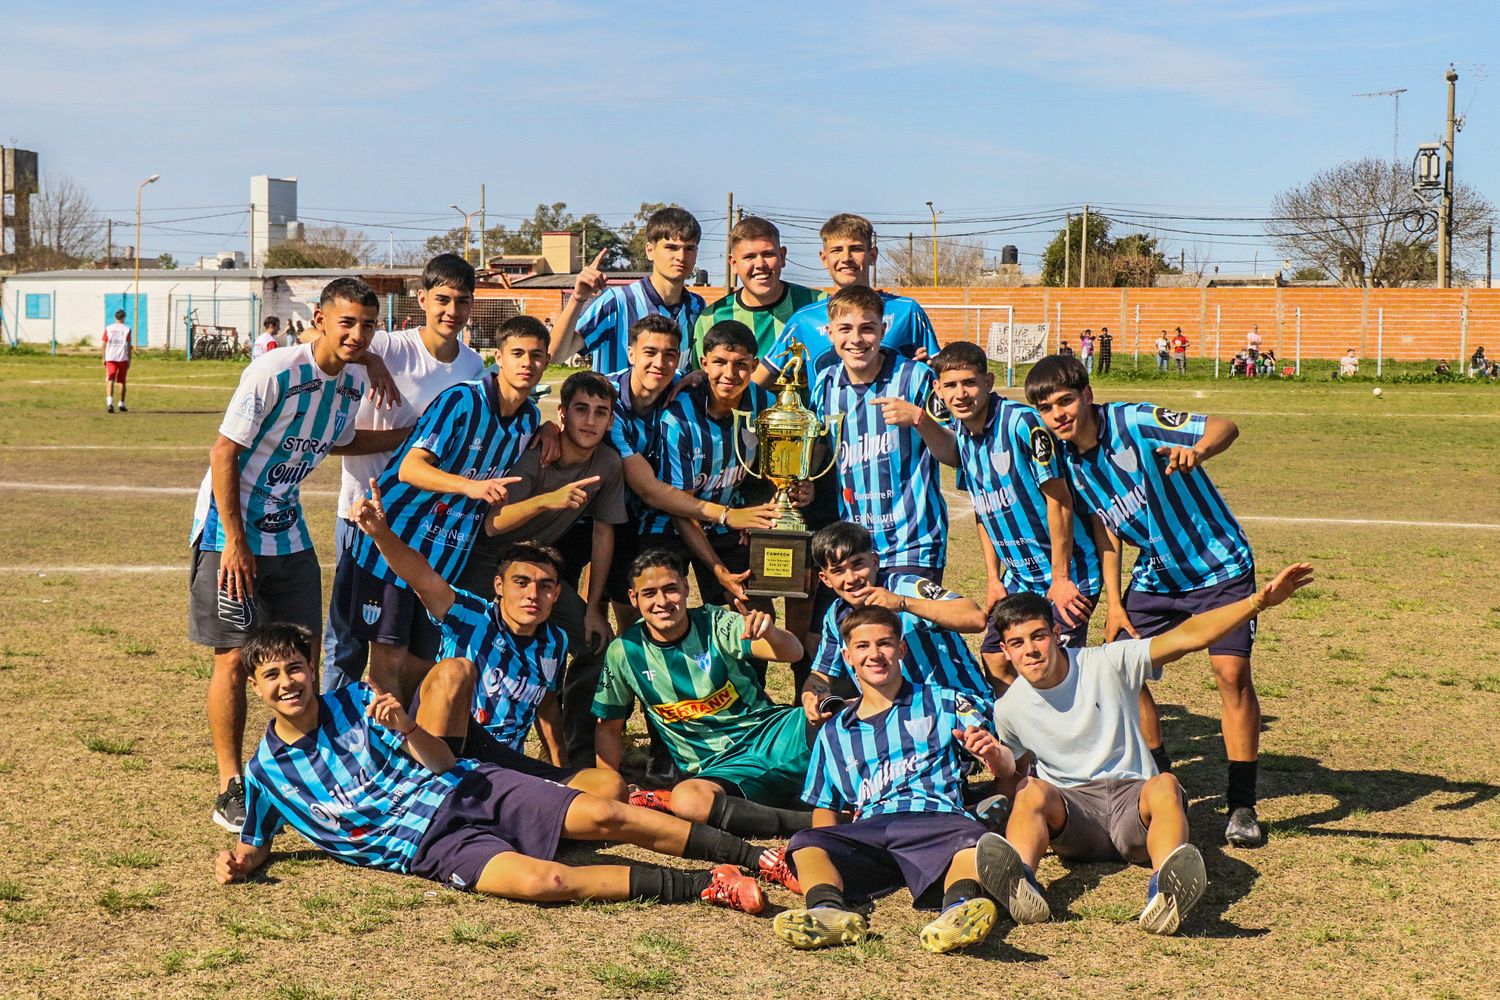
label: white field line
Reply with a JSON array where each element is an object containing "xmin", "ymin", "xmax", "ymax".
[
  {"xmin": 0, "ymin": 564, "xmax": 185, "ymax": 573},
  {"xmin": 0, "ymin": 444, "xmax": 204, "ymax": 451},
  {"xmin": 17, "ymin": 379, "xmax": 227, "ymax": 390},
  {"xmin": 1, "ymin": 480, "xmax": 1494, "ymax": 531}
]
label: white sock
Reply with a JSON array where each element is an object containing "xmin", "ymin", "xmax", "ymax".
[{"xmin": 106, "ymin": 394, "xmax": 113, "ymax": 405}]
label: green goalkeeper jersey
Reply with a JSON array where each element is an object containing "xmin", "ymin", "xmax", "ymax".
[
  {"xmin": 593, "ymin": 605, "xmax": 786, "ymax": 774},
  {"xmin": 692, "ymin": 282, "xmax": 826, "ymax": 367}
]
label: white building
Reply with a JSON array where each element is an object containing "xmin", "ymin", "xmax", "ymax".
[{"xmin": 250, "ymin": 176, "xmax": 302, "ymax": 268}]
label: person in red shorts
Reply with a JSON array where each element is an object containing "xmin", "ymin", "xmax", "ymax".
[{"xmin": 103, "ymin": 309, "xmax": 134, "ymax": 413}]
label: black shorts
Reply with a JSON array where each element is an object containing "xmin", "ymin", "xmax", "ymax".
[
  {"xmin": 1124, "ymin": 569, "xmax": 1257, "ymax": 658},
  {"xmin": 338, "ymin": 556, "xmax": 442, "ymax": 660},
  {"xmin": 603, "ymin": 515, "xmax": 643, "ymax": 605},
  {"xmin": 461, "ymin": 717, "xmax": 581, "ymax": 785},
  {"xmin": 787, "ymin": 811, "xmax": 987, "ymax": 909},
  {"xmin": 187, "ymin": 546, "xmax": 322, "ymax": 649},
  {"xmin": 408, "ymin": 765, "xmax": 580, "ymax": 892},
  {"xmin": 980, "ymin": 592, "xmax": 1097, "ymax": 653}
]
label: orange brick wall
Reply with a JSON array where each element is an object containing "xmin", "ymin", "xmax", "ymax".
[{"xmin": 476, "ymin": 285, "xmax": 1500, "ymax": 362}]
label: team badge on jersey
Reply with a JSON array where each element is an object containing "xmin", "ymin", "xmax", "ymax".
[
  {"xmin": 903, "ymin": 716, "xmax": 934, "ymax": 743},
  {"xmin": 361, "ymin": 600, "xmax": 382, "ymax": 626},
  {"xmin": 1153, "ymin": 408, "xmax": 1189, "ymax": 428},
  {"xmin": 693, "ymin": 650, "xmax": 713, "ymax": 674},
  {"xmin": 917, "ymin": 579, "xmax": 951, "ymax": 601},
  {"xmin": 1030, "ymin": 427, "xmax": 1055, "ymax": 464},
  {"xmin": 1111, "ymin": 448, "xmax": 1139, "ymax": 474},
  {"xmin": 990, "ymin": 445, "xmax": 1012, "ymax": 477}
]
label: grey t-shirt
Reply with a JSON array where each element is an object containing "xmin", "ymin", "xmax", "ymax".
[{"xmin": 992, "ymin": 638, "xmax": 1157, "ymax": 787}]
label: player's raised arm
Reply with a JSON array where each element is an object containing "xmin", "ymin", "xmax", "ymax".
[
  {"xmin": 1148, "ymin": 563, "xmax": 1313, "ymax": 670},
  {"xmin": 550, "ymin": 250, "xmax": 610, "ymax": 361},
  {"xmin": 350, "ymin": 480, "xmax": 458, "ymax": 620}
]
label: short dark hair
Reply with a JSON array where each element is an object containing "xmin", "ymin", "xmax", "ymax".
[
  {"xmin": 839, "ymin": 604, "xmax": 902, "ymax": 642},
  {"xmin": 644, "ymin": 207, "xmax": 702, "ymax": 245},
  {"xmin": 114, "ymin": 309, "xmax": 127, "ymax": 321},
  {"xmin": 820, "ymin": 213, "xmax": 874, "ymax": 247},
  {"xmin": 319, "ymin": 277, "xmax": 379, "ymax": 309},
  {"xmin": 560, "ymin": 370, "xmax": 617, "ymax": 408},
  {"xmin": 701, "ymin": 319, "xmax": 757, "ymax": 358},
  {"xmin": 827, "ymin": 284, "xmax": 885, "ymax": 323},
  {"xmin": 495, "ymin": 315, "xmax": 550, "ymax": 350},
  {"xmin": 812, "ymin": 521, "xmax": 873, "ymax": 570},
  {"xmin": 629, "ymin": 313, "xmax": 681, "ymax": 347},
  {"xmin": 262, "ymin": 316, "xmax": 279, "ymax": 330},
  {"xmin": 730, "ymin": 216, "xmax": 781, "ymax": 249},
  {"xmin": 987, "ymin": 592, "xmax": 1054, "ymax": 641},
  {"xmin": 423, "ymin": 253, "xmax": 476, "ymax": 293},
  {"xmin": 931, "ymin": 342, "xmax": 989, "ymax": 380},
  {"xmin": 496, "ymin": 540, "xmax": 565, "ymax": 580},
  {"xmin": 629, "ymin": 547, "xmax": 689, "ymax": 586},
  {"xmin": 242, "ymin": 623, "xmax": 315, "ymax": 676},
  {"xmin": 1024, "ymin": 354, "xmax": 1090, "ymax": 406}
]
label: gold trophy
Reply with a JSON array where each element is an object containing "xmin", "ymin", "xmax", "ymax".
[{"xmin": 731, "ymin": 340, "xmax": 844, "ymax": 598}]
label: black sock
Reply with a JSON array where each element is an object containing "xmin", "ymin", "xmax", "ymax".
[
  {"xmin": 1150, "ymin": 744, "xmax": 1173, "ymax": 774},
  {"xmin": 707, "ymin": 795, "xmax": 814, "ymax": 838},
  {"xmin": 805, "ymin": 883, "xmax": 849, "ymax": 911},
  {"xmin": 628, "ymin": 866, "xmax": 713, "ymax": 904},
  {"xmin": 683, "ymin": 822, "xmax": 761, "ymax": 871},
  {"xmin": 942, "ymin": 878, "xmax": 984, "ymax": 911},
  {"xmin": 1227, "ymin": 760, "xmax": 1259, "ymax": 811}
]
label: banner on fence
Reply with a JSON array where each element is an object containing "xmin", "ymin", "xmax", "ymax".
[{"xmin": 987, "ymin": 322, "xmax": 1048, "ymax": 364}]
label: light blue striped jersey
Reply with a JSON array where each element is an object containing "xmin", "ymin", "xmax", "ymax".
[
  {"xmin": 434, "ymin": 588, "xmax": 569, "ymax": 752},
  {"xmin": 240, "ymin": 684, "xmax": 476, "ymax": 874},
  {"xmin": 803, "ymin": 681, "xmax": 974, "ymax": 818},
  {"xmin": 764, "ymin": 291, "xmax": 939, "ymax": 383},
  {"xmin": 812, "ymin": 351, "xmax": 948, "ymax": 569},
  {"xmin": 1062, "ymin": 403, "xmax": 1252, "ymax": 593},
  {"xmin": 643, "ymin": 378, "xmax": 772, "ymax": 537},
  {"xmin": 813, "ymin": 572, "xmax": 994, "ymax": 714},
  {"xmin": 351, "ymin": 373, "xmax": 539, "ymax": 587},
  {"xmin": 575, "ymin": 278, "xmax": 704, "ymax": 375},
  {"xmin": 953, "ymin": 393, "xmax": 1101, "ymax": 595},
  {"xmin": 191, "ymin": 343, "xmax": 364, "ymax": 555},
  {"xmin": 605, "ymin": 366, "xmax": 677, "ymax": 522}
]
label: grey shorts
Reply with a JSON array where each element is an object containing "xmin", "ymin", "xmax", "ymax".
[
  {"xmin": 187, "ymin": 545, "xmax": 322, "ymax": 649},
  {"xmin": 1051, "ymin": 777, "xmax": 1182, "ymax": 868}
]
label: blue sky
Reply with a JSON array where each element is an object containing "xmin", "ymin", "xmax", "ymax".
[{"xmin": 8, "ymin": 0, "xmax": 1496, "ymax": 280}]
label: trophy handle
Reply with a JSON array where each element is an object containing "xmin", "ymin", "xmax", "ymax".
[
  {"xmin": 807, "ymin": 413, "xmax": 845, "ymax": 482},
  {"xmin": 730, "ymin": 409, "xmax": 765, "ymax": 479}
]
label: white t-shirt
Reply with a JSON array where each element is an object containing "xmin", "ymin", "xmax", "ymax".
[
  {"xmin": 1340, "ymin": 355, "xmax": 1359, "ymax": 376},
  {"xmin": 252, "ymin": 332, "xmax": 279, "ymax": 359},
  {"xmin": 1155, "ymin": 337, "xmax": 1170, "ymax": 356},
  {"xmin": 103, "ymin": 323, "xmax": 132, "ymax": 362},
  {"xmin": 1246, "ymin": 330, "xmax": 1262, "ymax": 350},
  {"xmin": 337, "ymin": 328, "xmax": 488, "ymax": 518},
  {"xmin": 992, "ymin": 638, "xmax": 1157, "ymax": 787}
]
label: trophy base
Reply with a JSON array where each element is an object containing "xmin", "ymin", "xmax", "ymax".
[{"xmin": 744, "ymin": 528, "xmax": 815, "ymax": 599}]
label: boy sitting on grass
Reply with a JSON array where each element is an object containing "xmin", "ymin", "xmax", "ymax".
[
  {"xmin": 976, "ymin": 562, "xmax": 1313, "ymax": 936},
  {"xmin": 774, "ymin": 606, "xmax": 1013, "ymax": 955},
  {"xmin": 215, "ymin": 622, "xmax": 782, "ymax": 913}
]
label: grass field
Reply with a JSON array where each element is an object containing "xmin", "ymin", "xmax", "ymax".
[{"xmin": 1, "ymin": 349, "xmax": 1498, "ymax": 1000}]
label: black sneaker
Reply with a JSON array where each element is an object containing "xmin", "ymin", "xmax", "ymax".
[
  {"xmin": 644, "ymin": 744, "xmax": 682, "ymax": 788},
  {"xmin": 213, "ymin": 777, "xmax": 246, "ymax": 833},
  {"xmin": 107, "ymin": 403, "xmax": 114, "ymax": 413},
  {"xmin": 1225, "ymin": 806, "xmax": 1263, "ymax": 847},
  {"xmin": 117, "ymin": 404, "xmax": 128, "ymax": 413}
]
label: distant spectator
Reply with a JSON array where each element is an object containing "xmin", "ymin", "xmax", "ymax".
[
  {"xmin": 1097, "ymin": 326, "xmax": 1113, "ymax": 374},
  {"xmin": 1338, "ymin": 349, "xmax": 1359, "ymax": 379},
  {"xmin": 1258, "ymin": 350, "xmax": 1277, "ymax": 377},
  {"xmin": 1246, "ymin": 325, "xmax": 1262, "ymax": 356},
  {"xmin": 1470, "ymin": 346, "xmax": 1489, "ymax": 378},
  {"xmin": 1058, "ymin": 339, "xmax": 1074, "ymax": 358},
  {"xmin": 1079, "ymin": 329, "xmax": 1095, "ymax": 372},
  {"xmin": 1231, "ymin": 350, "xmax": 1250, "ymax": 378},
  {"xmin": 252, "ymin": 318, "xmax": 280, "ymax": 360},
  {"xmin": 102, "ymin": 308, "xmax": 133, "ymax": 413},
  {"xmin": 1435, "ymin": 359, "xmax": 1452, "ymax": 376},
  {"xmin": 1170, "ymin": 328, "xmax": 1189, "ymax": 374},
  {"xmin": 1155, "ymin": 332, "xmax": 1170, "ymax": 373}
]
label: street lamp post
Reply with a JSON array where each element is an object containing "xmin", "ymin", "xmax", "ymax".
[
  {"xmin": 449, "ymin": 204, "xmax": 478, "ymax": 264},
  {"xmin": 134, "ymin": 173, "xmax": 160, "ymax": 344},
  {"xmin": 925, "ymin": 201, "xmax": 940, "ymax": 287}
]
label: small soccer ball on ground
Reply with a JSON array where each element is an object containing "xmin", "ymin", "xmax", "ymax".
[{"xmin": 1372, "ymin": 387, "xmax": 1383, "ymax": 397}]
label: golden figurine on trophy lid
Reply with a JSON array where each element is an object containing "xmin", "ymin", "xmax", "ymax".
[{"xmin": 731, "ymin": 339, "xmax": 844, "ymax": 598}]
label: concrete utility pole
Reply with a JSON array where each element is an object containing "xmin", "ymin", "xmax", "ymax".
[
  {"xmin": 248, "ymin": 203, "xmax": 255, "ymax": 267},
  {"xmin": 1063, "ymin": 213, "xmax": 1071, "ymax": 288},
  {"xmin": 479, "ymin": 184, "xmax": 487, "ymax": 268},
  {"xmin": 134, "ymin": 174, "xmax": 160, "ymax": 339},
  {"xmin": 1438, "ymin": 66, "xmax": 1458, "ymax": 289},
  {"xmin": 925, "ymin": 201, "xmax": 940, "ymax": 287},
  {"xmin": 106, "ymin": 219, "xmax": 113, "ymax": 265},
  {"xmin": 1080, "ymin": 203, "xmax": 1089, "ymax": 288},
  {"xmin": 725, "ymin": 192, "xmax": 735, "ymax": 291},
  {"xmin": 1487, "ymin": 225, "xmax": 1492, "ymax": 288}
]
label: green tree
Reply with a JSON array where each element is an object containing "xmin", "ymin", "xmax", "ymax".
[
  {"xmin": 429, "ymin": 203, "xmax": 628, "ymax": 269},
  {"xmin": 1040, "ymin": 214, "xmax": 1112, "ymax": 287},
  {"xmin": 156, "ymin": 253, "xmax": 177, "ymax": 270}
]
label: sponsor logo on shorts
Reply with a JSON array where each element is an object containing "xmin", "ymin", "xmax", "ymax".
[
  {"xmin": 917, "ymin": 580, "xmax": 950, "ymax": 601},
  {"xmin": 217, "ymin": 590, "xmax": 255, "ymax": 630},
  {"xmin": 1152, "ymin": 407, "xmax": 1189, "ymax": 429},
  {"xmin": 253, "ymin": 506, "xmax": 301, "ymax": 533},
  {"xmin": 1030, "ymin": 427, "xmax": 1055, "ymax": 464},
  {"xmin": 361, "ymin": 600, "xmax": 382, "ymax": 626},
  {"xmin": 653, "ymin": 681, "xmax": 738, "ymax": 723}
]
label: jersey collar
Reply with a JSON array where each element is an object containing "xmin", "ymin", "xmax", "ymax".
[
  {"xmin": 832, "ymin": 348, "xmax": 897, "ymax": 391},
  {"xmin": 639, "ymin": 276, "xmax": 685, "ymax": 317},
  {"xmin": 1065, "ymin": 403, "xmax": 1112, "ymax": 459}
]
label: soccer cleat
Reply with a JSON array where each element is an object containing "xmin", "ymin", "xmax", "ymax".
[
  {"xmin": 974, "ymin": 793, "xmax": 1012, "ymax": 833},
  {"xmin": 107, "ymin": 403, "xmax": 114, "ymax": 413},
  {"xmin": 773, "ymin": 906, "xmax": 869, "ymax": 949},
  {"xmin": 117, "ymin": 404, "xmax": 128, "ymax": 413},
  {"xmin": 700, "ymin": 864, "xmax": 764, "ymax": 915},
  {"xmin": 1139, "ymin": 844, "xmax": 1207, "ymax": 935},
  {"xmin": 976, "ymin": 832, "xmax": 1050, "ymax": 924},
  {"xmin": 757, "ymin": 845, "xmax": 801, "ymax": 894},
  {"xmin": 1225, "ymin": 806, "xmax": 1264, "ymax": 848},
  {"xmin": 627, "ymin": 786, "xmax": 674, "ymax": 814},
  {"xmin": 919, "ymin": 897, "xmax": 998, "ymax": 954},
  {"xmin": 212, "ymin": 777, "xmax": 246, "ymax": 833}
]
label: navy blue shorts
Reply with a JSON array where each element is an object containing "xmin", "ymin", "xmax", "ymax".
[
  {"xmin": 1124, "ymin": 569, "xmax": 1256, "ymax": 658},
  {"xmin": 882, "ymin": 564, "xmax": 944, "ymax": 586},
  {"xmin": 980, "ymin": 592, "xmax": 1097, "ymax": 654},
  {"xmin": 409, "ymin": 764, "xmax": 580, "ymax": 892},
  {"xmin": 340, "ymin": 555, "xmax": 442, "ymax": 660},
  {"xmin": 462, "ymin": 716, "xmax": 581, "ymax": 785},
  {"xmin": 787, "ymin": 811, "xmax": 987, "ymax": 910}
]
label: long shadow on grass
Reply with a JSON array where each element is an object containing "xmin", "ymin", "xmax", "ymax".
[{"xmin": 1159, "ymin": 702, "xmax": 1500, "ymax": 846}]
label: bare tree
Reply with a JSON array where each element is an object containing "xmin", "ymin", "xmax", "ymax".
[
  {"xmin": 17, "ymin": 174, "xmax": 103, "ymax": 270},
  {"xmin": 1269, "ymin": 158, "xmax": 1494, "ymax": 287},
  {"xmin": 884, "ymin": 238, "xmax": 986, "ymax": 286},
  {"xmin": 265, "ymin": 225, "xmax": 374, "ymax": 269}
]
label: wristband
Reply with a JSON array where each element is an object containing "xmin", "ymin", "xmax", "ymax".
[
  {"xmin": 398, "ymin": 720, "xmax": 418, "ymax": 737},
  {"xmin": 717, "ymin": 506, "xmax": 730, "ymax": 527}
]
